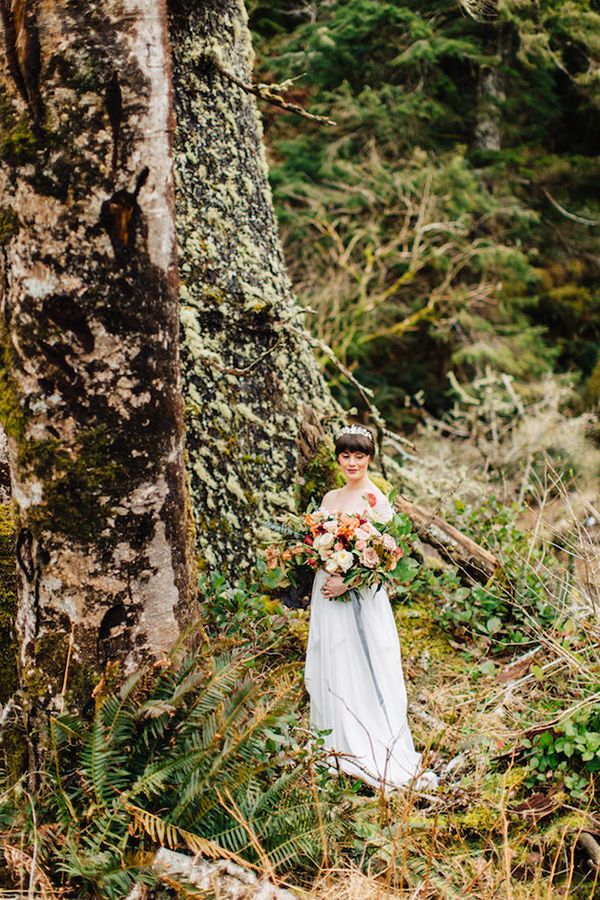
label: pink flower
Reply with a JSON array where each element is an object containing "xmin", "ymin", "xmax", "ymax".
[
  {"xmin": 356, "ymin": 540, "xmax": 367, "ymax": 551},
  {"xmin": 314, "ymin": 532, "xmax": 335, "ymax": 551},
  {"xmin": 382, "ymin": 534, "xmax": 397, "ymax": 552},
  {"xmin": 360, "ymin": 547, "xmax": 379, "ymax": 568}
]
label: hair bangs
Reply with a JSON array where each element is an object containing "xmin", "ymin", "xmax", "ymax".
[{"xmin": 335, "ymin": 431, "xmax": 374, "ymax": 458}]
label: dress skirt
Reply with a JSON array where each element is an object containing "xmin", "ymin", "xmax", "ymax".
[{"xmin": 304, "ymin": 567, "xmax": 431, "ymax": 790}]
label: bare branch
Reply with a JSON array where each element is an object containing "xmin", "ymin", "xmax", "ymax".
[
  {"xmin": 208, "ymin": 54, "xmax": 336, "ymax": 126},
  {"xmin": 543, "ymin": 188, "xmax": 600, "ymax": 226}
]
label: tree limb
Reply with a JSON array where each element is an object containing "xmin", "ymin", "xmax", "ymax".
[
  {"xmin": 208, "ymin": 54, "xmax": 336, "ymax": 126},
  {"xmin": 150, "ymin": 847, "xmax": 298, "ymax": 899}
]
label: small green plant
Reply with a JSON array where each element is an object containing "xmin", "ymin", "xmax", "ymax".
[
  {"xmin": 521, "ymin": 705, "xmax": 600, "ymax": 799},
  {"xmin": 439, "ymin": 497, "xmax": 559, "ymax": 651}
]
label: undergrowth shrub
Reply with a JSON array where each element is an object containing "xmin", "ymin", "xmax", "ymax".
[
  {"xmin": 439, "ymin": 497, "xmax": 560, "ymax": 651},
  {"xmin": 0, "ymin": 643, "xmax": 339, "ymax": 897},
  {"xmin": 521, "ymin": 705, "xmax": 600, "ymax": 799},
  {"xmin": 199, "ymin": 571, "xmax": 310, "ymax": 659}
]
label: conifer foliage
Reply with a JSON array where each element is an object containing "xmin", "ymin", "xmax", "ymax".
[{"xmin": 250, "ymin": 0, "xmax": 600, "ymax": 425}]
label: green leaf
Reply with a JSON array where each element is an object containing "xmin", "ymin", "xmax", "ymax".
[{"xmin": 486, "ymin": 616, "xmax": 503, "ymax": 634}]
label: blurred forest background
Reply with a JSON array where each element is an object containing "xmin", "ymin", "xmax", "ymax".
[{"xmin": 250, "ymin": 0, "xmax": 600, "ymax": 429}]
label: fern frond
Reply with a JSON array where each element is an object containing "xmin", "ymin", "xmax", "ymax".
[
  {"xmin": 183, "ymin": 654, "xmax": 252, "ymax": 722},
  {"xmin": 126, "ymin": 802, "xmax": 259, "ymax": 872},
  {"xmin": 172, "ymin": 680, "xmax": 299, "ymax": 823}
]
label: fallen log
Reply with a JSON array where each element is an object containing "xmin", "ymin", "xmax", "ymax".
[
  {"xmin": 578, "ymin": 831, "xmax": 600, "ymax": 871},
  {"xmin": 149, "ymin": 847, "xmax": 298, "ymax": 899},
  {"xmin": 394, "ymin": 494, "xmax": 500, "ymax": 583}
]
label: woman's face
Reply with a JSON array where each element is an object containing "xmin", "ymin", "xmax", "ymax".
[{"xmin": 337, "ymin": 449, "xmax": 371, "ymax": 484}]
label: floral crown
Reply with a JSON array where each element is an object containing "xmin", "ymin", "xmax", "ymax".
[{"xmin": 336, "ymin": 424, "xmax": 373, "ymax": 443}]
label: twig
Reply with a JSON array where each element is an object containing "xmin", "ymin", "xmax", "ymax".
[
  {"xmin": 542, "ymin": 188, "xmax": 600, "ymax": 227},
  {"xmin": 208, "ymin": 54, "xmax": 336, "ymax": 126},
  {"xmin": 221, "ymin": 335, "xmax": 283, "ymax": 376},
  {"xmin": 58, "ymin": 625, "xmax": 75, "ymax": 713},
  {"xmin": 26, "ymin": 793, "xmax": 39, "ymax": 900}
]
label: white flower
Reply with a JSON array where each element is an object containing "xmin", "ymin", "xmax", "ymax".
[
  {"xmin": 354, "ymin": 527, "xmax": 371, "ymax": 542},
  {"xmin": 314, "ymin": 531, "xmax": 335, "ymax": 551},
  {"xmin": 324, "ymin": 557, "xmax": 339, "ymax": 574},
  {"xmin": 323, "ymin": 519, "xmax": 338, "ymax": 533},
  {"xmin": 331, "ymin": 549, "xmax": 354, "ymax": 572}
]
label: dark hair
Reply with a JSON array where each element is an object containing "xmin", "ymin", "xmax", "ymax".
[{"xmin": 335, "ymin": 429, "xmax": 375, "ymax": 459}]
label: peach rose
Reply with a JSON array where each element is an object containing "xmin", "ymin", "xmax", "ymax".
[{"xmin": 360, "ymin": 547, "xmax": 379, "ymax": 568}]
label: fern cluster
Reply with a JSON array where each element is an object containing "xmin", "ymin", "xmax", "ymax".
[{"xmin": 1, "ymin": 644, "xmax": 342, "ymax": 897}]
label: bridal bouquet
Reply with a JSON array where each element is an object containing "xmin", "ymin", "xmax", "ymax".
[{"xmin": 259, "ymin": 491, "xmax": 416, "ymax": 601}]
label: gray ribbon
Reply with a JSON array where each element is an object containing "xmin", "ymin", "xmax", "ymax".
[{"xmin": 348, "ymin": 587, "xmax": 393, "ymax": 735}]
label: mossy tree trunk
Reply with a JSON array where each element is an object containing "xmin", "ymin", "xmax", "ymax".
[
  {"xmin": 474, "ymin": 25, "xmax": 510, "ymax": 152},
  {"xmin": 0, "ymin": 0, "xmax": 196, "ymax": 704},
  {"xmin": 169, "ymin": 0, "xmax": 339, "ymax": 574}
]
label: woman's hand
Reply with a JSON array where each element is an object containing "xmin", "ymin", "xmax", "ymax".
[{"xmin": 322, "ymin": 574, "xmax": 349, "ymax": 599}]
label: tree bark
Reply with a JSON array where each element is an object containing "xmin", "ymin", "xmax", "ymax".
[
  {"xmin": 474, "ymin": 26, "xmax": 510, "ymax": 152},
  {"xmin": 168, "ymin": 0, "xmax": 339, "ymax": 575},
  {"xmin": 0, "ymin": 0, "xmax": 196, "ymax": 702}
]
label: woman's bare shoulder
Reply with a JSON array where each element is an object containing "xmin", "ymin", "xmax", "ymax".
[{"xmin": 321, "ymin": 488, "xmax": 341, "ymax": 509}]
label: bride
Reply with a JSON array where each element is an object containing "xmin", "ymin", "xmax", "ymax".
[{"xmin": 304, "ymin": 424, "xmax": 438, "ymax": 792}]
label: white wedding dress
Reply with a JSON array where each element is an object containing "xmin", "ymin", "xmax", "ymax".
[{"xmin": 304, "ymin": 493, "xmax": 438, "ymax": 792}]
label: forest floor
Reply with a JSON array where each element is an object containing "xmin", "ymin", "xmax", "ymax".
[
  {"xmin": 1, "ymin": 393, "xmax": 598, "ymax": 899},
  {"xmin": 282, "ymin": 417, "xmax": 600, "ymax": 899}
]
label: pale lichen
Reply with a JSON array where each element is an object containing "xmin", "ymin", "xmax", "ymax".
[{"xmin": 170, "ymin": 0, "xmax": 341, "ymax": 574}]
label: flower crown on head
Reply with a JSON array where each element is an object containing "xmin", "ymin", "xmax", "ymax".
[{"xmin": 336, "ymin": 424, "xmax": 373, "ymax": 443}]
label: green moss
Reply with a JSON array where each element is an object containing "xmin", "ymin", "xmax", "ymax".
[
  {"xmin": 394, "ymin": 598, "xmax": 455, "ymax": 662},
  {"xmin": 297, "ymin": 438, "xmax": 344, "ymax": 511},
  {"xmin": 25, "ymin": 630, "xmax": 97, "ymax": 708},
  {"xmin": 22, "ymin": 426, "xmax": 128, "ymax": 542},
  {"xmin": 370, "ymin": 473, "xmax": 393, "ymax": 495},
  {"xmin": 0, "ymin": 322, "xmax": 128, "ymax": 542},
  {"xmin": 0, "ymin": 89, "xmax": 38, "ymax": 165},
  {"xmin": 451, "ymin": 804, "xmax": 500, "ymax": 834},
  {"xmin": 0, "ymin": 503, "xmax": 17, "ymax": 704},
  {"xmin": 585, "ymin": 353, "xmax": 600, "ymax": 406},
  {"xmin": 0, "ymin": 329, "xmax": 29, "ymax": 444},
  {"xmin": 0, "ymin": 207, "xmax": 19, "ymax": 246}
]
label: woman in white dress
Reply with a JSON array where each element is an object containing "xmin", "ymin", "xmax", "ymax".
[{"xmin": 304, "ymin": 425, "xmax": 438, "ymax": 792}]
